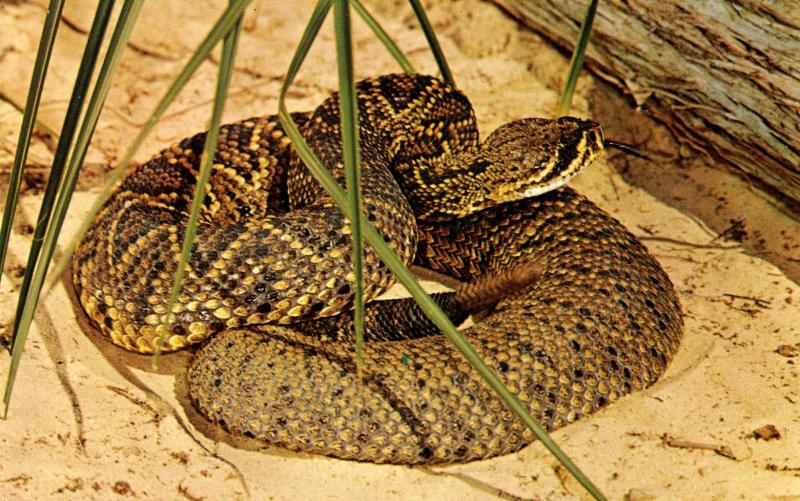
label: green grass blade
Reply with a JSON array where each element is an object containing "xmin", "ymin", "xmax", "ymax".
[
  {"xmin": 10, "ymin": 0, "xmax": 115, "ymax": 337},
  {"xmin": 351, "ymin": 0, "xmax": 414, "ymax": 73},
  {"xmin": 407, "ymin": 0, "xmax": 454, "ymax": 86},
  {"xmin": 4, "ymin": 0, "xmax": 145, "ymax": 417},
  {"xmin": 279, "ymin": 6, "xmax": 603, "ymax": 497},
  {"xmin": 48, "ymin": 0, "xmax": 255, "ymax": 288},
  {"xmin": 557, "ymin": 0, "xmax": 598, "ymax": 116},
  {"xmin": 333, "ymin": 0, "xmax": 366, "ymax": 370},
  {"xmin": 282, "ymin": 0, "xmax": 333, "ymax": 88},
  {"xmin": 158, "ymin": 5, "xmax": 243, "ymax": 357},
  {"xmin": 0, "ymin": 0, "xmax": 64, "ymax": 289}
]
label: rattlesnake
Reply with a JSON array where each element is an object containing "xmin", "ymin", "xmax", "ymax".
[{"xmin": 73, "ymin": 73, "xmax": 682, "ymax": 464}]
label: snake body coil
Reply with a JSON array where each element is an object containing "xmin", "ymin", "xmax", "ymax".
[{"xmin": 73, "ymin": 74, "xmax": 682, "ymax": 464}]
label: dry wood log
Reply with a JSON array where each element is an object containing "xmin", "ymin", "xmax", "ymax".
[{"xmin": 491, "ymin": 0, "xmax": 800, "ymax": 211}]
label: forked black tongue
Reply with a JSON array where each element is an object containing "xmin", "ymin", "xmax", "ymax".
[{"xmin": 604, "ymin": 140, "xmax": 652, "ymax": 162}]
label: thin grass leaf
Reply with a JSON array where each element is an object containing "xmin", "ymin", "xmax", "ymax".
[
  {"xmin": 4, "ymin": 0, "xmax": 145, "ymax": 416},
  {"xmin": 0, "ymin": 0, "xmax": 64, "ymax": 290},
  {"xmin": 278, "ymin": 4, "xmax": 604, "ymax": 499},
  {"xmin": 158, "ymin": 4, "xmax": 243, "ymax": 359},
  {"xmin": 9, "ymin": 1, "xmax": 116, "ymax": 345},
  {"xmin": 351, "ymin": 0, "xmax": 415, "ymax": 74},
  {"xmin": 407, "ymin": 0, "xmax": 454, "ymax": 86},
  {"xmin": 48, "ymin": 0, "xmax": 255, "ymax": 288},
  {"xmin": 557, "ymin": 0, "xmax": 598, "ymax": 116},
  {"xmin": 332, "ymin": 0, "xmax": 366, "ymax": 370},
  {"xmin": 282, "ymin": 0, "xmax": 333, "ymax": 89}
]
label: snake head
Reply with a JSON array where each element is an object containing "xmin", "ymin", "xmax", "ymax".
[{"xmin": 481, "ymin": 116, "xmax": 604, "ymax": 205}]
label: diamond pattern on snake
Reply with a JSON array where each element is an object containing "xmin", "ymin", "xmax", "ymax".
[{"xmin": 72, "ymin": 73, "xmax": 683, "ymax": 464}]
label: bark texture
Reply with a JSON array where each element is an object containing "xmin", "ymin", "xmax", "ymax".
[{"xmin": 492, "ymin": 0, "xmax": 800, "ymax": 210}]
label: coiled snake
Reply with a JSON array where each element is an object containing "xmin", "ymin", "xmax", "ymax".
[{"xmin": 73, "ymin": 74, "xmax": 682, "ymax": 464}]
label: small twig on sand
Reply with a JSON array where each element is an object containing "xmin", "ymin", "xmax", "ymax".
[
  {"xmin": 722, "ymin": 293, "xmax": 771, "ymax": 308},
  {"xmin": 662, "ymin": 433, "xmax": 737, "ymax": 460},
  {"xmin": 637, "ymin": 232, "xmax": 741, "ymax": 250}
]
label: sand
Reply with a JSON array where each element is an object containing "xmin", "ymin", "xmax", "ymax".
[{"xmin": 0, "ymin": 1, "xmax": 798, "ymax": 499}]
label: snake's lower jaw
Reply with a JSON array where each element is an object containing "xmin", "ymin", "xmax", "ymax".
[
  {"xmin": 519, "ymin": 170, "xmax": 582, "ymax": 199},
  {"xmin": 485, "ymin": 153, "xmax": 596, "ymax": 204}
]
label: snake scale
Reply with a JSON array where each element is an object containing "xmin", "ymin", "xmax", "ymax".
[{"xmin": 73, "ymin": 73, "xmax": 682, "ymax": 464}]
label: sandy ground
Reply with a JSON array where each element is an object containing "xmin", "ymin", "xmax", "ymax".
[{"xmin": 0, "ymin": 1, "xmax": 798, "ymax": 499}]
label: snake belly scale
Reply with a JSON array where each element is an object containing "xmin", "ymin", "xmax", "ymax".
[{"xmin": 72, "ymin": 73, "xmax": 682, "ymax": 464}]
